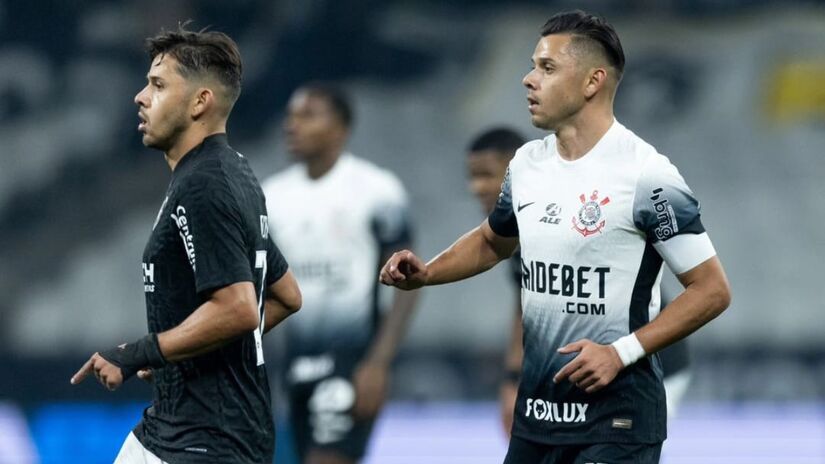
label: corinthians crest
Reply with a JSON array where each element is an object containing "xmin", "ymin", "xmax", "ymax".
[{"xmin": 572, "ymin": 190, "xmax": 610, "ymax": 237}]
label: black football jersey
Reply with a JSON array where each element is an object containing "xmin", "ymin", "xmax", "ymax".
[{"xmin": 134, "ymin": 134, "xmax": 288, "ymax": 463}]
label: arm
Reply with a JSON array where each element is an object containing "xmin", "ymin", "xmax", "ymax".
[
  {"xmin": 553, "ymin": 256, "xmax": 731, "ymax": 393},
  {"xmin": 72, "ymin": 280, "xmax": 265, "ymax": 389},
  {"xmin": 351, "ymin": 284, "xmax": 419, "ymax": 419},
  {"xmin": 157, "ymin": 281, "xmax": 260, "ymax": 361},
  {"xmin": 263, "ymin": 269, "xmax": 302, "ymax": 333},
  {"xmin": 499, "ymin": 296, "xmax": 523, "ymax": 437},
  {"xmin": 635, "ymin": 256, "xmax": 730, "ymax": 354},
  {"xmin": 380, "ymin": 219, "xmax": 518, "ymax": 290}
]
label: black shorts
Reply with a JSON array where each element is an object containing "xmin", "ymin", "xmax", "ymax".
[
  {"xmin": 504, "ymin": 434, "xmax": 662, "ymax": 464},
  {"xmin": 286, "ymin": 355, "xmax": 375, "ymax": 461}
]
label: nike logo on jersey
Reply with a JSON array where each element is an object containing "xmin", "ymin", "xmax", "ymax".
[{"xmin": 517, "ymin": 201, "xmax": 536, "ymax": 212}]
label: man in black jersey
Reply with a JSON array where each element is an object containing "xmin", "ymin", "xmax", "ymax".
[
  {"xmin": 465, "ymin": 127, "xmax": 526, "ymax": 437},
  {"xmin": 71, "ymin": 25, "xmax": 302, "ymax": 463}
]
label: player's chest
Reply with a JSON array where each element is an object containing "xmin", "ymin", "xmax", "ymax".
[
  {"xmin": 143, "ymin": 194, "xmax": 191, "ymax": 263},
  {"xmin": 512, "ymin": 168, "xmax": 638, "ymax": 252},
  {"xmin": 270, "ymin": 186, "xmax": 373, "ymax": 245}
]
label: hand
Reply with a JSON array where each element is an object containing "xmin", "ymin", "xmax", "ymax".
[
  {"xmin": 71, "ymin": 352, "xmax": 125, "ymax": 391},
  {"xmin": 499, "ymin": 381, "xmax": 518, "ymax": 437},
  {"xmin": 137, "ymin": 369, "xmax": 154, "ymax": 383},
  {"xmin": 379, "ymin": 250, "xmax": 428, "ymax": 291},
  {"xmin": 351, "ymin": 360, "xmax": 389, "ymax": 420},
  {"xmin": 553, "ymin": 339, "xmax": 624, "ymax": 394}
]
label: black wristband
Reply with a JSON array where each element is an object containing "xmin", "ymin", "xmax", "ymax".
[
  {"xmin": 98, "ymin": 333, "xmax": 167, "ymax": 381},
  {"xmin": 502, "ymin": 368, "xmax": 521, "ymax": 384}
]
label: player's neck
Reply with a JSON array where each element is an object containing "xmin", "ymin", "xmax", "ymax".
[
  {"xmin": 165, "ymin": 122, "xmax": 227, "ymax": 171},
  {"xmin": 554, "ymin": 108, "xmax": 614, "ymax": 161},
  {"xmin": 305, "ymin": 150, "xmax": 342, "ymax": 180}
]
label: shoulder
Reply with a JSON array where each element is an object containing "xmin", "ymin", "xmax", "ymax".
[
  {"xmin": 509, "ymin": 137, "xmax": 552, "ymax": 172},
  {"xmin": 346, "ymin": 154, "xmax": 408, "ymax": 198},
  {"xmin": 176, "ymin": 161, "xmax": 230, "ymax": 195},
  {"xmin": 610, "ymin": 122, "xmax": 665, "ymax": 169}
]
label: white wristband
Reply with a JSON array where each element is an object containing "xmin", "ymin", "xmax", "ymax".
[{"xmin": 611, "ymin": 333, "xmax": 646, "ymax": 367}]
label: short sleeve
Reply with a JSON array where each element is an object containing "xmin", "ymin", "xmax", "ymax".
[
  {"xmin": 265, "ymin": 236, "xmax": 289, "ymax": 285},
  {"xmin": 372, "ymin": 175, "xmax": 413, "ymax": 250},
  {"xmin": 174, "ymin": 174, "xmax": 253, "ymax": 293},
  {"xmin": 633, "ymin": 155, "xmax": 716, "ymax": 274},
  {"xmin": 488, "ymin": 166, "xmax": 519, "ymax": 237}
]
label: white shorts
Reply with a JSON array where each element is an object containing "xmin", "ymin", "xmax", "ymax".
[{"xmin": 113, "ymin": 432, "xmax": 168, "ymax": 464}]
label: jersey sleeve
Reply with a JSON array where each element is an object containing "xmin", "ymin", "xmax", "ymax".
[
  {"xmin": 488, "ymin": 166, "xmax": 519, "ymax": 237},
  {"xmin": 265, "ymin": 236, "xmax": 289, "ymax": 286},
  {"xmin": 633, "ymin": 155, "xmax": 716, "ymax": 274},
  {"xmin": 371, "ymin": 174, "xmax": 413, "ymax": 250},
  {"xmin": 174, "ymin": 173, "xmax": 253, "ymax": 293}
]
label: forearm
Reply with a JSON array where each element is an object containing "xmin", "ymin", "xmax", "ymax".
[
  {"xmin": 365, "ymin": 289, "xmax": 419, "ymax": 365},
  {"xmin": 263, "ymin": 299, "xmax": 294, "ymax": 333},
  {"xmin": 504, "ymin": 305, "xmax": 524, "ymax": 374},
  {"xmin": 634, "ymin": 257, "xmax": 730, "ymax": 356},
  {"xmin": 157, "ymin": 283, "xmax": 259, "ymax": 363},
  {"xmin": 427, "ymin": 221, "xmax": 515, "ymax": 286},
  {"xmin": 263, "ymin": 269, "xmax": 302, "ymax": 333}
]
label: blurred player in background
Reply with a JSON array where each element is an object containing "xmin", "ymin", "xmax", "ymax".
[
  {"xmin": 71, "ymin": 25, "xmax": 302, "ymax": 463},
  {"xmin": 465, "ymin": 127, "xmax": 526, "ymax": 437},
  {"xmin": 262, "ymin": 82, "xmax": 419, "ymax": 464},
  {"xmin": 382, "ymin": 10, "xmax": 730, "ymax": 463}
]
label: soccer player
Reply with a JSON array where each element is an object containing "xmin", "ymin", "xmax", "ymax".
[
  {"xmin": 381, "ymin": 10, "xmax": 731, "ymax": 463},
  {"xmin": 262, "ymin": 82, "xmax": 419, "ymax": 464},
  {"xmin": 71, "ymin": 26, "xmax": 302, "ymax": 463},
  {"xmin": 466, "ymin": 130, "xmax": 694, "ymax": 434},
  {"xmin": 465, "ymin": 127, "xmax": 527, "ymax": 437}
]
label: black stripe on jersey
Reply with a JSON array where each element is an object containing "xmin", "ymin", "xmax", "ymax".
[
  {"xmin": 677, "ymin": 215, "xmax": 705, "ymax": 236},
  {"xmin": 628, "ymin": 240, "xmax": 664, "ymax": 332}
]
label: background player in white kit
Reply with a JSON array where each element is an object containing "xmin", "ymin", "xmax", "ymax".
[
  {"xmin": 382, "ymin": 10, "xmax": 731, "ymax": 464},
  {"xmin": 262, "ymin": 82, "xmax": 419, "ymax": 464}
]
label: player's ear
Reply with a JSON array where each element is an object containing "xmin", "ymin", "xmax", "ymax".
[
  {"xmin": 191, "ymin": 87, "xmax": 214, "ymax": 120},
  {"xmin": 583, "ymin": 67, "xmax": 607, "ymax": 99}
]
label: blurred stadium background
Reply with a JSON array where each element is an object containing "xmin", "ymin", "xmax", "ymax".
[{"xmin": 1, "ymin": 0, "xmax": 824, "ymax": 462}]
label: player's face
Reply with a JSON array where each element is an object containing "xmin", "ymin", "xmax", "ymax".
[
  {"xmin": 467, "ymin": 150, "xmax": 510, "ymax": 214},
  {"xmin": 284, "ymin": 91, "xmax": 346, "ymax": 161},
  {"xmin": 522, "ymin": 34, "xmax": 587, "ymax": 131},
  {"xmin": 134, "ymin": 55, "xmax": 193, "ymax": 151}
]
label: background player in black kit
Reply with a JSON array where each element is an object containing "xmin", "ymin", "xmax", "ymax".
[
  {"xmin": 71, "ymin": 25, "xmax": 302, "ymax": 463},
  {"xmin": 464, "ymin": 127, "xmax": 527, "ymax": 437}
]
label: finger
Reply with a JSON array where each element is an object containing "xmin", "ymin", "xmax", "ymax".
[
  {"xmin": 402, "ymin": 251, "xmax": 425, "ymax": 273},
  {"xmin": 585, "ymin": 379, "xmax": 607, "ymax": 394},
  {"xmin": 568, "ymin": 365, "xmax": 592, "ymax": 385},
  {"xmin": 557, "ymin": 339, "xmax": 588, "ymax": 354},
  {"xmin": 553, "ymin": 359, "xmax": 582, "ymax": 384},
  {"xmin": 387, "ymin": 257, "xmax": 407, "ymax": 280},
  {"xmin": 137, "ymin": 369, "xmax": 153, "ymax": 381},
  {"xmin": 577, "ymin": 375, "xmax": 599, "ymax": 391},
  {"xmin": 70, "ymin": 356, "xmax": 96, "ymax": 385}
]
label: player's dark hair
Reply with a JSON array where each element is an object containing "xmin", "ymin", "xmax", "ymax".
[
  {"xmin": 145, "ymin": 22, "xmax": 243, "ymax": 105},
  {"xmin": 298, "ymin": 81, "xmax": 354, "ymax": 129},
  {"xmin": 467, "ymin": 127, "xmax": 526, "ymax": 157},
  {"xmin": 541, "ymin": 10, "xmax": 625, "ymax": 79}
]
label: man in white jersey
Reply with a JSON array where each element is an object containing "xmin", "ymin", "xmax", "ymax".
[
  {"xmin": 381, "ymin": 10, "xmax": 731, "ymax": 464},
  {"xmin": 262, "ymin": 82, "xmax": 418, "ymax": 464}
]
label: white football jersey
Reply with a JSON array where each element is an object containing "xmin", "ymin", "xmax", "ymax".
[
  {"xmin": 262, "ymin": 153, "xmax": 411, "ymax": 357},
  {"xmin": 489, "ymin": 121, "xmax": 715, "ymax": 445}
]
